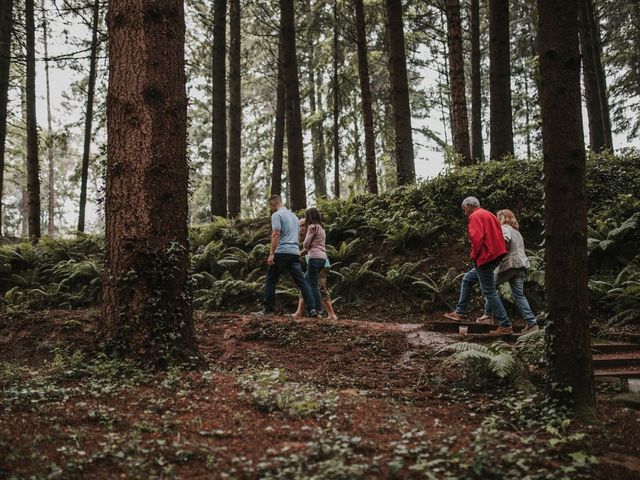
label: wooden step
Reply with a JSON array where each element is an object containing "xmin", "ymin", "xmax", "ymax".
[
  {"xmin": 594, "ymin": 367, "xmax": 640, "ymax": 379},
  {"xmin": 425, "ymin": 320, "xmax": 523, "ymax": 335},
  {"xmin": 591, "ymin": 343, "xmax": 640, "ymax": 354},
  {"xmin": 592, "ymin": 353, "xmax": 640, "ymax": 369}
]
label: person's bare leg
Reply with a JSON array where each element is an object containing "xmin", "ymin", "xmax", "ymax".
[
  {"xmin": 292, "ymin": 298, "xmax": 304, "ymax": 318},
  {"xmin": 323, "ymin": 298, "xmax": 337, "ymax": 320}
]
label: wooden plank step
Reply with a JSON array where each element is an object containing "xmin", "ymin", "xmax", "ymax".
[
  {"xmin": 592, "ymin": 353, "xmax": 640, "ymax": 369},
  {"xmin": 425, "ymin": 320, "xmax": 524, "ymax": 335},
  {"xmin": 594, "ymin": 367, "xmax": 640, "ymax": 379},
  {"xmin": 591, "ymin": 343, "xmax": 640, "ymax": 354}
]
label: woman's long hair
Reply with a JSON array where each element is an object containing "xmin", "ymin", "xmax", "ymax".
[
  {"xmin": 304, "ymin": 207, "xmax": 323, "ymax": 227},
  {"xmin": 497, "ymin": 209, "xmax": 520, "ymax": 230}
]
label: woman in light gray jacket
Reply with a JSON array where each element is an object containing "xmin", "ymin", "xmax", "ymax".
[{"xmin": 476, "ymin": 209, "xmax": 538, "ymax": 333}]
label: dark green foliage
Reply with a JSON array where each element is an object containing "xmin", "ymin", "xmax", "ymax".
[
  {"xmin": 0, "ymin": 235, "xmax": 103, "ymax": 309},
  {"xmin": 2, "ymin": 153, "xmax": 639, "ymax": 318}
]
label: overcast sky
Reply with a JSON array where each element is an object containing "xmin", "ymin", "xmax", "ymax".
[{"xmin": 27, "ymin": 9, "xmax": 640, "ymax": 232}]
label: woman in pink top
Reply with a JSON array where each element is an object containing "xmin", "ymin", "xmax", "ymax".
[{"xmin": 301, "ymin": 207, "xmax": 327, "ymax": 315}]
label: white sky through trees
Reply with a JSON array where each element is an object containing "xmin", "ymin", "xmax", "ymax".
[{"xmin": 19, "ymin": 4, "xmax": 640, "ymax": 235}]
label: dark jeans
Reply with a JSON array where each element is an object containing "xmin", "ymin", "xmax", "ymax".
[
  {"xmin": 475, "ymin": 259, "xmax": 510, "ymax": 327},
  {"xmin": 485, "ymin": 268, "xmax": 537, "ymax": 327},
  {"xmin": 264, "ymin": 253, "xmax": 315, "ymax": 314},
  {"xmin": 306, "ymin": 258, "xmax": 326, "ymax": 314},
  {"xmin": 455, "ymin": 258, "xmax": 510, "ymax": 327}
]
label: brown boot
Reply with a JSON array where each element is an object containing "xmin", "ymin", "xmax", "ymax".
[
  {"xmin": 444, "ymin": 311, "xmax": 467, "ymax": 322},
  {"xmin": 489, "ymin": 326, "xmax": 514, "ymax": 335}
]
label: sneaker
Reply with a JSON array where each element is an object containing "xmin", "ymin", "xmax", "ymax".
[
  {"xmin": 489, "ymin": 326, "xmax": 514, "ymax": 335},
  {"xmin": 444, "ymin": 312, "xmax": 467, "ymax": 322},
  {"xmin": 475, "ymin": 314, "xmax": 497, "ymax": 325},
  {"xmin": 307, "ymin": 310, "xmax": 321, "ymax": 318},
  {"xmin": 252, "ymin": 309, "xmax": 273, "ymax": 317},
  {"xmin": 522, "ymin": 324, "xmax": 539, "ymax": 334}
]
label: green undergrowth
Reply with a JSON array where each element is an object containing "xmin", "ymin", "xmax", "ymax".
[{"xmin": 1, "ymin": 151, "xmax": 639, "ymax": 323}]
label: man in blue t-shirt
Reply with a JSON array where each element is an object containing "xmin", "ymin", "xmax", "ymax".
[{"xmin": 254, "ymin": 195, "xmax": 317, "ymax": 317}]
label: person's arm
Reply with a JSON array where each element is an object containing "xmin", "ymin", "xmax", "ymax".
[
  {"xmin": 468, "ymin": 214, "xmax": 484, "ymax": 261},
  {"xmin": 303, "ymin": 224, "xmax": 315, "ymax": 252},
  {"xmin": 268, "ymin": 214, "xmax": 282, "ymax": 265},
  {"xmin": 268, "ymin": 230, "xmax": 280, "ymax": 265},
  {"xmin": 501, "ymin": 224, "xmax": 512, "ymax": 242}
]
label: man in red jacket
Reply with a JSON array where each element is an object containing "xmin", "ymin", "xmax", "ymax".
[{"xmin": 444, "ymin": 197, "xmax": 512, "ymax": 334}]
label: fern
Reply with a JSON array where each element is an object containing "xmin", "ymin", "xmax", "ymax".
[
  {"xmin": 440, "ymin": 333, "xmax": 543, "ymax": 392},
  {"xmin": 413, "ymin": 268, "xmax": 462, "ymax": 306},
  {"xmin": 384, "ymin": 260, "xmax": 426, "ymax": 291},
  {"xmin": 331, "ymin": 258, "xmax": 385, "ymax": 302}
]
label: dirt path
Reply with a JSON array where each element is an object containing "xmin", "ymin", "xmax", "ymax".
[{"xmin": 1, "ymin": 309, "xmax": 639, "ymax": 479}]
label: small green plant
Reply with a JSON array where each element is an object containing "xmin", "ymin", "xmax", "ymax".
[
  {"xmin": 192, "ymin": 271, "xmax": 260, "ymax": 309},
  {"xmin": 331, "ymin": 259, "xmax": 385, "ymax": 303},
  {"xmin": 440, "ymin": 330, "xmax": 545, "ymax": 391},
  {"xmin": 383, "ymin": 260, "xmax": 426, "ymax": 291},
  {"xmin": 588, "ymin": 212, "xmax": 640, "ymax": 271},
  {"xmin": 238, "ymin": 369, "xmax": 337, "ymax": 418},
  {"xmin": 589, "ymin": 257, "xmax": 640, "ymax": 324},
  {"xmin": 412, "ymin": 268, "xmax": 462, "ymax": 308}
]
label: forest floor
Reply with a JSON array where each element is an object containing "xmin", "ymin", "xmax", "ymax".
[{"xmin": 1, "ymin": 309, "xmax": 639, "ymax": 479}]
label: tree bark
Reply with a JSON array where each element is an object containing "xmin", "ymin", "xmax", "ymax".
[
  {"xmin": 538, "ymin": 0, "xmax": 596, "ymax": 419},
  {"xmin": 578, "ymin": 0, "xmax": 613, "ymax": 152},
  {"xmin": 385, "ymin": 0, "xmax": 415, "ymax": 185},
  {"xmin": 0, "ymin": 0, "xmax": 13, "ymax": 237},
  {"xmin": 102, "ymin": 0, "xmax": 198, "ymax": 365},
  {"xmin": 78, "ymin": 0, "xmax": 100, "ymax": 233},
  {"xmin": 211, "ymin": 0, "xmax": 227, "ymax": 218},
  {"xmin": 306, "ymin": 0, "xmax": 327, "ymax": 200},
  {"xmin": 270, "ymin": 38, "xmax": 284, "ymax": 197},
  {"xmin": 227, "ymin": 0, "xmax": 241, "ymax": 217},
  {"xmin": 26, "ymin": 0, "xmax": 41, "ymax": 242},
  {"xmin": 353, "ymin": 0, "xmax": 378, "ymax": 194},
  {"xmin": 445, "ymin": 0, "xmax": 472, "ymax": 166},
  {"xmin": 332, "ymin": 0, "xmax": 340, "ymax": 199},
  {"xmin": 489, "ymin": 0, "xmax": 514, "ymax": 160},
  {"xmin": 280, "ymin": 0, "xmax": 306, "ymax": 210},
  {"xmin": 42, "ymin": 0, "xmax": 55, "ymax": 236},
  {"xmin": 470, "ymin": 0, "xmax": 483, "ymax": 163}
]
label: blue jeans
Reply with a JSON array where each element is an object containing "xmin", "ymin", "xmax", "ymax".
[
  {"xmin": 455, "ymin": 259, "xmax": 510, "ymax": 327},
  {"xmin": 264, "ymin": 253, "xmax": 315, "ymax": 314},
  {"xmin": 486, "ymin": 268, "xmax": 537, "ymax": 327},
  {"xmin": 306, "ymin": 258, "xmax": 326, "ymax": 314}
]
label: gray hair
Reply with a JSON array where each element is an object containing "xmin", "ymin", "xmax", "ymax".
[{"xmin": 461, "ymin": 196, "xmax": 480, "ymax": 209}]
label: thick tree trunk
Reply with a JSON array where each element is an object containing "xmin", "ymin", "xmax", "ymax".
[
  {"xmin": 102, "ymin": 0, "xmax": 197, "ymax": 365},
  {"xmin": 353, "ymin": 0, "xmax": 378, "ymax": 194},
  {"xmin": 20, "ymin": 83, "xmax": 28, "ymax": 238},
  {"xmin": 26, "ymin": 0, "xmax": 40, "ymax": 242},
  {"xmin": 578, "ymin": 0, "xmax": 613, "ymax": 152},
  {"xmin": 280, "ymin": 0, "xmax": 306, "ymax": 210},
  {"xmin": 470, "ymin": 0, "xmax": 483, "ymax": 163},
  {"xmin": 306, "ymin": 0, "xmax": 327, "ymax": 200},
  {"xmin": 270, "ymin": 39, "xmax": 285, "ymax": 197},
  {"xmin": 332, "ymin": 0, "xmax": 340, "ymax": 199},
  {"xmin": 211, "ymin": 0, "xmax": 227, "ymax": 218},
  {"xmin": 227, "ymin": 0, "xmax": 241, "ymax": 217},
  {"xmin": 78, "ymin": 0, "xmax": 100, "ymax": 233},
  {"xmin": 489, "ymin": 0, "xmax": 513, "ymax": 160},
  {"xmin": 42, "ymin": 0, "xmax": 55, "ymax": 236},
  {"xmin": 385, "ymin": 0, "xmax": 415, "ymax": 185},
  {"xmin": 538, "ymin": 0, "xmax": 596, "ymax": 419},
  {"xmin": 445, "ymin": 0, "xmax": 472, "ymax": 166},
  {"xmin": 0, "ymin": 0, "xmax": 13, "ymax": 237}
]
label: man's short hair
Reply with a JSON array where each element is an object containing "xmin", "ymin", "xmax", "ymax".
[
  {"xmin": 461, "ymin": 196, "xmax": 480, "ymax": 209},
  {"xmin": 268, "ymin": 194, "xmax": 282, "ymax": 204}
]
